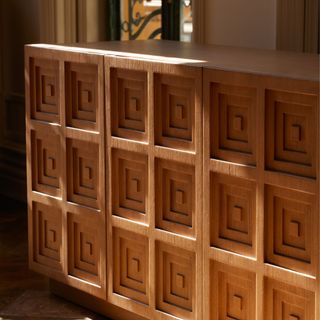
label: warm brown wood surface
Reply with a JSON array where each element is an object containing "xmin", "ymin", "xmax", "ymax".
[
  {"xmin": 25, "ymin": 46, "xmax": 106, "ymax": 299},
  {"xmin": 25, "ymin": 41, "xmax": 319, "ymax": 320},
  {"xmin": 28, "ymin": 40, "xmax": 319, "ymax": 82},
  {"xmin": 203, "ymin": 68, "xmax": 319, "ymax": 320},
  {"xmin": 104, "ymin": 56, "xmax": 203, "ymax": 320}
]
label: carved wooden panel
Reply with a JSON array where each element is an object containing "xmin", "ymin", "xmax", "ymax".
[
  {"xmin": 30, "ymin": 58, "xmax": 60, "ymax": 123},
  {"xmin": 31, "ymin": 128, "xmax": 61, "ymax": 197},
  {"xmin": 111, "ymin": 68, "xmax": 147, "ymax": 141},
  {"xmin": 264, "ymin": 278, "xmax": 315, "ymax": 320},
  {"xmin": 65, "ymin": 62, "xmax": 99, "ymax": 131},
  {"xmin": 155, "ymin": 74, "xmax": 195, "ymax": 151},
  {"xmin": 26, "ymin": 43, "xmax": 319, "ymax": 320},
  {"xmin": 67, "ymin": 211, "xmax": 101, "ymax": 286},
  {"xmin": 211, "ymin": 173, "xmax": 256, "ymax": 257},
  {"xmin": 210, "ymin": 261, "xmax": 256, "ymax": 320},
  {"xmin": 210, "ymin": 83, "xmax": 256, "ymax": 165},
  {"xmin": 155, "ymin": 158, "xmax": 195, "ymax": 237},
  {"xmin": 112, "ymin": 149, "xmax": 148, "ymax": 223},
  {"xmin": 32, "ymin": 201, "xmax": 62, "ymax": 271},
  {"xmin": 26, "ymin": 47, "xmax": 106, "ymax": 303},
  {"xmin": 265, "ymin": 185, "xmax": 317, "ymax": 275},
  {"xmin": 156, "ymin": 241, "xmax": 195, "ymax": 319},
  {"xmin": 265, "ymin": 90, "xmax": 317, "ymax": 178},
  {"xmin": 67, "ymin": 139, "xmax": 99, "ymax": 209},
  {"xmin": 106, "ymin": 60, "xmax": 202, "ymax": 319},
  {"xmin": 113, "ymin": 228, "xmax": 149, "ymax": 304}
]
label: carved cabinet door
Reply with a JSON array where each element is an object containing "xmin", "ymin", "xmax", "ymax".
[
  {"xmin": 25, "ymin": 47, "xmax": 106, "ymax": 299},
  {"xmin": 105, "ymin": 56, "xmax": 203, "ymax": 319}
]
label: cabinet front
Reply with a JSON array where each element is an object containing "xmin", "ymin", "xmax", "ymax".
[
  {"xmin": 105, "ymin": 56, "xmax": 203, "ymax": 320},
  {"xmin": 25, "ymin": 43, "xmax": 319, "ymax": 320},
  {"xmin": 26, "ymin": 47, "xmax": 106, "ymax": 299},
  {"xmin": 203, "ymin": 69, "xmax": 319, "ymax": 320}
]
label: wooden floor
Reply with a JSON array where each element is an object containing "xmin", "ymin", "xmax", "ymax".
[{"xmin": 0, "ymin": 195, "xmax": 109, "ymax": 320}]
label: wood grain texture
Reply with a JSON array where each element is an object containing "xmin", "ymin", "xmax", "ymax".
[
  {"xmin": 265, "ymin": 89, "xmax": 317, "ymax": 178},
  {"xmin": 105, "ymin": 55, "xmax": 203, "ymax": 320},
  {"xmin": 65, "ymin": 62, "xmax": 99, "ymax": 131},
  {"xmin": 28, "ymin": 40, "xmax": 319, "ymax": 81},
  {"xmin": 50, "ymin": 279, "xmax": 147, "ymax": 320},
  {"xmin": 264, "ymin": 278, "xmax": 315, "ymax": 320},
  {"xmin": 25, "ymin": 41, "xmax": 319, "ymax": 320},
  {"xmin": 25, "ymin": 45, "xmax": 106, "ymax": 300},
  {"xmin": 211, "ymin": 261, "xmax": 256, "ymax": 320},
  {"xmin": 277, "ymin": 0, "xmax": 306, "ymax": 52},
  {"xmin": 210, "ymin": 79, "xmax": 257, "ymax": 165},
  {"xmin": 113, "ymin": 227, "xmax": 149, "ymax": 305},
  {"xmin": 112, "ymin": 149, "xmax": 148, "ymax": 223},
  {"xmin": 210, "ymin": 173, "xmax": 256, "ymax": 257},
  {"xmin": 110, "ymin": 68, "xmax": 148, "ymax": 141},
  {"xmin": 203, "ymin": 67, "xmax": 319, "ymax": 320},
  {"xmin": 29, "ymin": 57, "xmax": 60, "ymax": 123},
  {"xmin": 30, "ymin": 123, "xmax": 62, "ymax": 197},
  {"xmin": 265, "ymin": 185, "xmax": 317, "ymax": 276},
  {"xmin": 277, "ymin": 0, "xmax": 319, "ymax": 53}
]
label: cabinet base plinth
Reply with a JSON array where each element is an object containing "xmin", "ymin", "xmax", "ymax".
[{"xmin": 50, "ymin": 279, "xmax": 147, "ymax": 320}]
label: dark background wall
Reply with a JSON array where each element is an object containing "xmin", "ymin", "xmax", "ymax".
[{"xmin": 0, "ymin": 0, "xmax": 40, "ymax": 201}]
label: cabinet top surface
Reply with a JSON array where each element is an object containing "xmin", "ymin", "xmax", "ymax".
[{"xmin": 27, "ymin": 40, "xmax": 319, "ymax": 82}]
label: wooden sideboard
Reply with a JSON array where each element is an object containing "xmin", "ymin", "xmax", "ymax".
[{"xmin": 25, "ymin": 40, "xmax": 319, "ymax": 320}]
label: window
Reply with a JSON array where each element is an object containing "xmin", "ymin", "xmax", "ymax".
[{"xmin": 108, "ymin": 0, "xmax": 193, "ymax": 41}]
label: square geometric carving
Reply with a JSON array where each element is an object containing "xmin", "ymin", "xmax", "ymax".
[
  {"xmin": 112, "ymin": 149, "xmax": 148, "ymax": 223},
  {"xmin": 111, "ymin": 68, "xmax": 147, "ymax": 141},
  {"xmin": 155, "ymin": 159, "xmax": 195, "ymax": 237},
  {"xmin": 211, "ymin": 173, "xmax": 256, "ymax": 257},
  {"xmin": 31, "ymin": 128, "xmax": 61, "ymax": 197},
  {"xmin": 264, "ymin": 278, "xmax": 315, "ymax": 320},
  {"xmin": 67, "ymin": 212, "xmax": 101, "ymax": 285},
  {"xmin": 265, "ymin": 185, "xmax": 316, "ymax": 275},
  {"xmin": 210, "ymin": 261, "xmax": 256, "ymax": 320},
  {"xmin": 67, "ymin": 139, "xmax": 99, "ymax": 209},
  {"xmin": 32, "ymin": 201, "xmax": 62, "ymax": 271},
  {"xmin": 210, "ymin": 83, "xmax": 256, "ymax": 165},
  {"xmin": 113, "ymin": 228, "xmax": 149, "ymax": 304},
  {"xmin": 30, "ymin": 58, "xmax": 60, "ymax": 123},
  {"xmin": 65, "ymin": 62, "xmax": 99, "ymax": 131},
  {"xmin": 155, "ymin": 74, "xmax": 195, "ymax": 151},
  {"xmin": 265, "ymin": 90, "xmax": 317, "ymax": 178},
  {"xmin": 156, "ymin": 242, "xmax": 195, "ymax": 319}
]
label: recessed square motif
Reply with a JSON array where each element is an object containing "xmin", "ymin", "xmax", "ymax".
[
  {"xmin": 112, "ymin": 149, "xmax": 148, "ymax": 223},
  {"xmin": 265, "ymin": 90, "xmax": 317, "ymax": 178},
  {"xmin": 211, "ymin": 173, "xmax": 256, "ymax": 257},
  {"xmin": 210, "ymin": 83, "xmax": 256, "ymax": 165},
  {"xmin": 113, "ymin": 228, "xmax": 149, "ymax": 304},
  {"xmin": 111, "ymin": 68, "xmax": 147, "ymax": 141},
  {"xmin": 155, "ymin": 159, "xmax": 195, "ymax": 237},
  {"xmin": 31, "ymin": 128, "xmax": 61, "ymax": 197},
  {"xmin": 65, "ymin": 62, "xmax": 99, "ymax": 131},
  {"xmin": 32, "ymin": 202, "xmax": 62, "ymax": 271},
  {"xmin": 210, "ymin": 261, "xmax": 256, "ymax": 320},
  {"xmin": 155, "ymin": 74, "xmax": 195, "ymax": 151},
  {"xmin": 67, "ymin": 212, "xmax": 101, "ymax": 286},
  {"xmin": 67, "ymin": 139, "xmax": 99, "ymax": 209},
  {"xmin": 156, "ymin": 242, "xmax": 195, "ymax": 319},
  {"xmin": 265, "ymin": 185, "xmax": 316, "ymax": 275},
  {"xmin": 30, "ymin": 58, "xmax": 60, "ymax": 123},
  {"xmin": 264, "ymin": 278, "xmax": 315, "ymax": 320}
]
